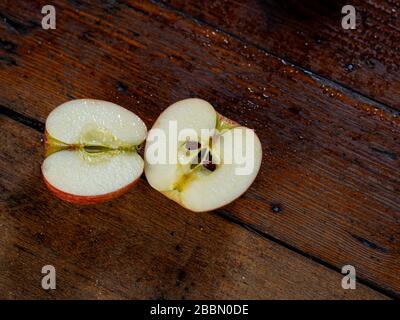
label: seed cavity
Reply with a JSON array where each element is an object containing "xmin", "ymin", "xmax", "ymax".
[
  {"xmin": 203, "ymin": 153, "xmax": 216, "ymax": 172},
  {"xmin": 185, "ymin": 140, "xmax": 201, "ymax": 151}
]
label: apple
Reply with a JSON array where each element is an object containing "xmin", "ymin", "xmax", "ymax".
[
  {"xmin": 42, "ymin": 99, "xmax": 147, "ymax": 204},
  {"xmin": 144, "ymin": 98, "xmax": 262, "ymax": 212}
]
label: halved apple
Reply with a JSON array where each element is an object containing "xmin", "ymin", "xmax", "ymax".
[
  {"xmin": 42, "ymin": 99, "xmax": 147, "ymax": 204},
  {"xmin": 144, "ymin": 98, "xmax": 262, "ymax": 212}
]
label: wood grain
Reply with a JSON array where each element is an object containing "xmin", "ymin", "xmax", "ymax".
[
  {"xmin": 0, "ymin": 0, "xmax": 399, "ymax": 297},
  {"xmin": 1, "ymin": 116, "xmax": 387, "ymax": 299},
  {"xmin": 161, "ymin": 0, "xmax": 400, "ymax": 110}
]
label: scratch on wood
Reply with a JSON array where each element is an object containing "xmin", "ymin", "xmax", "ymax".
[
  {"xmin": 0, "ymin": 12, "xmax": 37, "ymax": 34},
  {"xmin": 370, "ymin": 147, "xmax": 397, "ymax": 161},
  {"xmin": 351, "ymin": 234, "xmax": 388, "ymax": 253},
  {"xmin": 14, "ymin": 244, "xmax": 35, "ymax": 256}
]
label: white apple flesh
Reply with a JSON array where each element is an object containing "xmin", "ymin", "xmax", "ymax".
[
  {"xmin": 144, "ymin": 98, "xmax": 262, "ymax": 212},
  {"xmin": 42, "ymin": 99, "xmax": 147, "ymax": 204}
]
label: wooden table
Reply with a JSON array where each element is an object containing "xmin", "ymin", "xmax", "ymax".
[{"xmin": 0, "ymin": 0, "xmax": 399, "ymax": 300}]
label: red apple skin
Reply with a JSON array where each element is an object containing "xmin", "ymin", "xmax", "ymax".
[
  {"xmin": 216, "ymin": 112, "xmax": 240, "ymax": 128},
  {"xmin": 42, "ymin": 170, "xmax": 141, "ymax": 204}
]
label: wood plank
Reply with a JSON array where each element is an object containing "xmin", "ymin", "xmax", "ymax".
[
  {"xmin": 161, "ymin": 0, "xmax": 400, "ymax": 110},
  {"xmin": 0, "ymin": 0, "xmax": 399, "ymax": 296},
  {"xmin": 0, "ymin": 116, "xmax": 386, "ymax": 299}
]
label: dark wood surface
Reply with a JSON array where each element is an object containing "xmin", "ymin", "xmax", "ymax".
[
  {"xmin": 162, "ymin": 0, "xmax": 400, "ymax": 109},
  {"xmin": 0, "ymin": 0, "xmax": 399, "ymax": 299}
]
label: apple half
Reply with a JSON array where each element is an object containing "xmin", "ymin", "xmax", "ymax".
[
  {"xmin": 144, "ymin": 98, "xmax": 262, "ymax": 212},
  {"xmin": 42, "ymin": 99, "xmax": 147, "ymax": 204}
]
